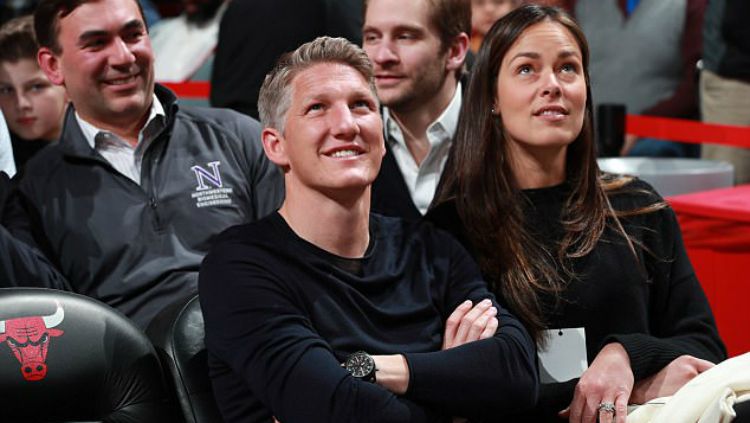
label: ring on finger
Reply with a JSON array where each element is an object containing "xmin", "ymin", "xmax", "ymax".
[{"xmin": 598, "ymin": 401, "xmax": 616, "ymax": 413}]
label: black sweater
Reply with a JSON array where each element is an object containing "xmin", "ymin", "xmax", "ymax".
[
  {"xmin": 427, "ymin": 179, "xmax": 726, "ymax": 421},
  {"xmin": 199, "ymin": 212, "xmax": 538, "ymax": 423}
]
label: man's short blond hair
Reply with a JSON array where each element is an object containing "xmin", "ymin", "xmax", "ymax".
[{"xmin": 258, "ymin": 36, "xmax": 377, "ymax": 134}]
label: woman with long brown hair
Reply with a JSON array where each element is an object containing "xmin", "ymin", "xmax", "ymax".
[{"xmin": 429, "ymin": 5, "xmax": 725, "ymax": 422}]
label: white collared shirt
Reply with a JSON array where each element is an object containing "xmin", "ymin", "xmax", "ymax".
[
  {"xmin": 76, "ymin": 94, "xmax": 166, "ymax": 185},
  {"xmin": 383, "ymin": 83, "xmax": 462, "ymax": 215}
]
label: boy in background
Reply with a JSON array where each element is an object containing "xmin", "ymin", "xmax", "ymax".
[{"xmin": 0, "ymin": 16, "xmax": 67, "ymax": 170}]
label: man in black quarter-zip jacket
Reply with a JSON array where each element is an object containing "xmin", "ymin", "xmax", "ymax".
[{"xmin": 0, "ymin": 0, "xmax": 283, "ymax": 329}]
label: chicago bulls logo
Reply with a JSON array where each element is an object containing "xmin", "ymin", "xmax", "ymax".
[{"xmin": 0, "ymin": 301, "xmax": 65, "ymax": 381}]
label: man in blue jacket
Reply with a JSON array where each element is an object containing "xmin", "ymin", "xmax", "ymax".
[{"xmin": 0, "ymin": 0, "xmax": 283, "ymax": 328}]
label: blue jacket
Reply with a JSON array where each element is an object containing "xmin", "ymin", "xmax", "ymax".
[{"xmin": 2, "ymin": 85, "xmax": 283, "ymax": 328}]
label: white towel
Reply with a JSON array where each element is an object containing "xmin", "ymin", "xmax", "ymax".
[{"xmin": 628, "ymin": 352, "xmax": 750, "ymax": 423}]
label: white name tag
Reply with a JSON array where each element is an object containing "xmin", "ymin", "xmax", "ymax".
[{"xmin": 537, "ymin": 327, "xmax": 588, "ymax": 383}]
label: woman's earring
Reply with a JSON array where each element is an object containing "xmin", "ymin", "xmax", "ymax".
[{"xmin": 491, "ymin": 107, "xmax": 496, "ymax": 115}]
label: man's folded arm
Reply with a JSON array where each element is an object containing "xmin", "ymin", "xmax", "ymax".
[
  {"xmin": 200, "ymin": 253, "xmax": 450, "ymax": 423},
  {"xmin": 403, "ymin": 305, "xmax": 538, "ymax": 418},
  {"xmin": 399, "ymin": 232, "xmax": 539, "ymax": 418}
]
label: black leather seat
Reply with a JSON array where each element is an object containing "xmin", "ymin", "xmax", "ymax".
[
  {"xmin": 0, "ymin": 287, "xmax": 178, "ymax": 422},
  {"xmin": 147, "ymin": 294, "xmax": 222, "ymax": 423}
]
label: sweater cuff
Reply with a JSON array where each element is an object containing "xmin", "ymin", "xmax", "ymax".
[
  {"xmin": 403, "ymin": 352, "xmax": 416, "ymax": 396},
  {"xmin": 401, "ymin": 356, "xmax": 452, "ymax": 423},
  {"xmin": 402, "ymin": 352, "xmax": 428, "ymax": 398},
  {"xmin": 603, "ymin": 333, "xmax": 684, "ymax": 381},
  {"xmin": 402, "ymin": 351, "xmax": 460, "ymax": 406}
]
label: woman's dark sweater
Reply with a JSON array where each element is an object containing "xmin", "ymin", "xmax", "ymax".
[{"xmin": 427, "ymin": 179, "xmax": 726, "ymax": 420}]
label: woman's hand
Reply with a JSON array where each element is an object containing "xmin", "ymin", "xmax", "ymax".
[
  {"xmin": 559, "ymin": 342, "xmax": 633, "ymax": 423},
  {"xmin": 630, "ymin": 355, "xmax": 715, "ymax": 404},
  {"xmin": 442, "ymin": 299, "xmax": 498, "ymax": 350}
]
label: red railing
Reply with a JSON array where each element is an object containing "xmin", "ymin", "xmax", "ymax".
[{"xmin": 626, "ymin": 115, "xmax": 750, "ymax": 148}]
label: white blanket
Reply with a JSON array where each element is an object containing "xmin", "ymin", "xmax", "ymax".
[{"xmin": 628, "ymin": 352, "xmax": 750, "ymax": 423}]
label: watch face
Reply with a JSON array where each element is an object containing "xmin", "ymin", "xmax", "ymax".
[{"xmin": 346, "ymin": 351, "xmax": 374, "ymax": 378}]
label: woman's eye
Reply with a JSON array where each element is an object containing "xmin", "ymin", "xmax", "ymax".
[
  {"xmin": 560, "ymin": 63, "xmax": 577, "ymax": 73},
  {"xmin": 517, "ymin": 65, "xmax": 533, "ymax": 75}
]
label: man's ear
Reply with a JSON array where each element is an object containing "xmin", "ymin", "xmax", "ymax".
[
  {"xmin": 445, "ymin": 32, "xmax": 470, "ymax": 74},
  {"xmin": 38, "ymin": 47, "xmax": 64, "ymax": 86},
  {"xmin": 261, "ymin": 128, "xmax": 290, "ymax": 168}
]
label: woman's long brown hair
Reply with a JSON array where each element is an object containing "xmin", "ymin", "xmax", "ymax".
[{"xmin": 434, "ymin": 5, "xmax": 649, "ymax": 343}]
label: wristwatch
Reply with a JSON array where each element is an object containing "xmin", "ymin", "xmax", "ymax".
[{"xmin": 344, "ymin": 351, "xmax": 377, "ymax": 382}]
